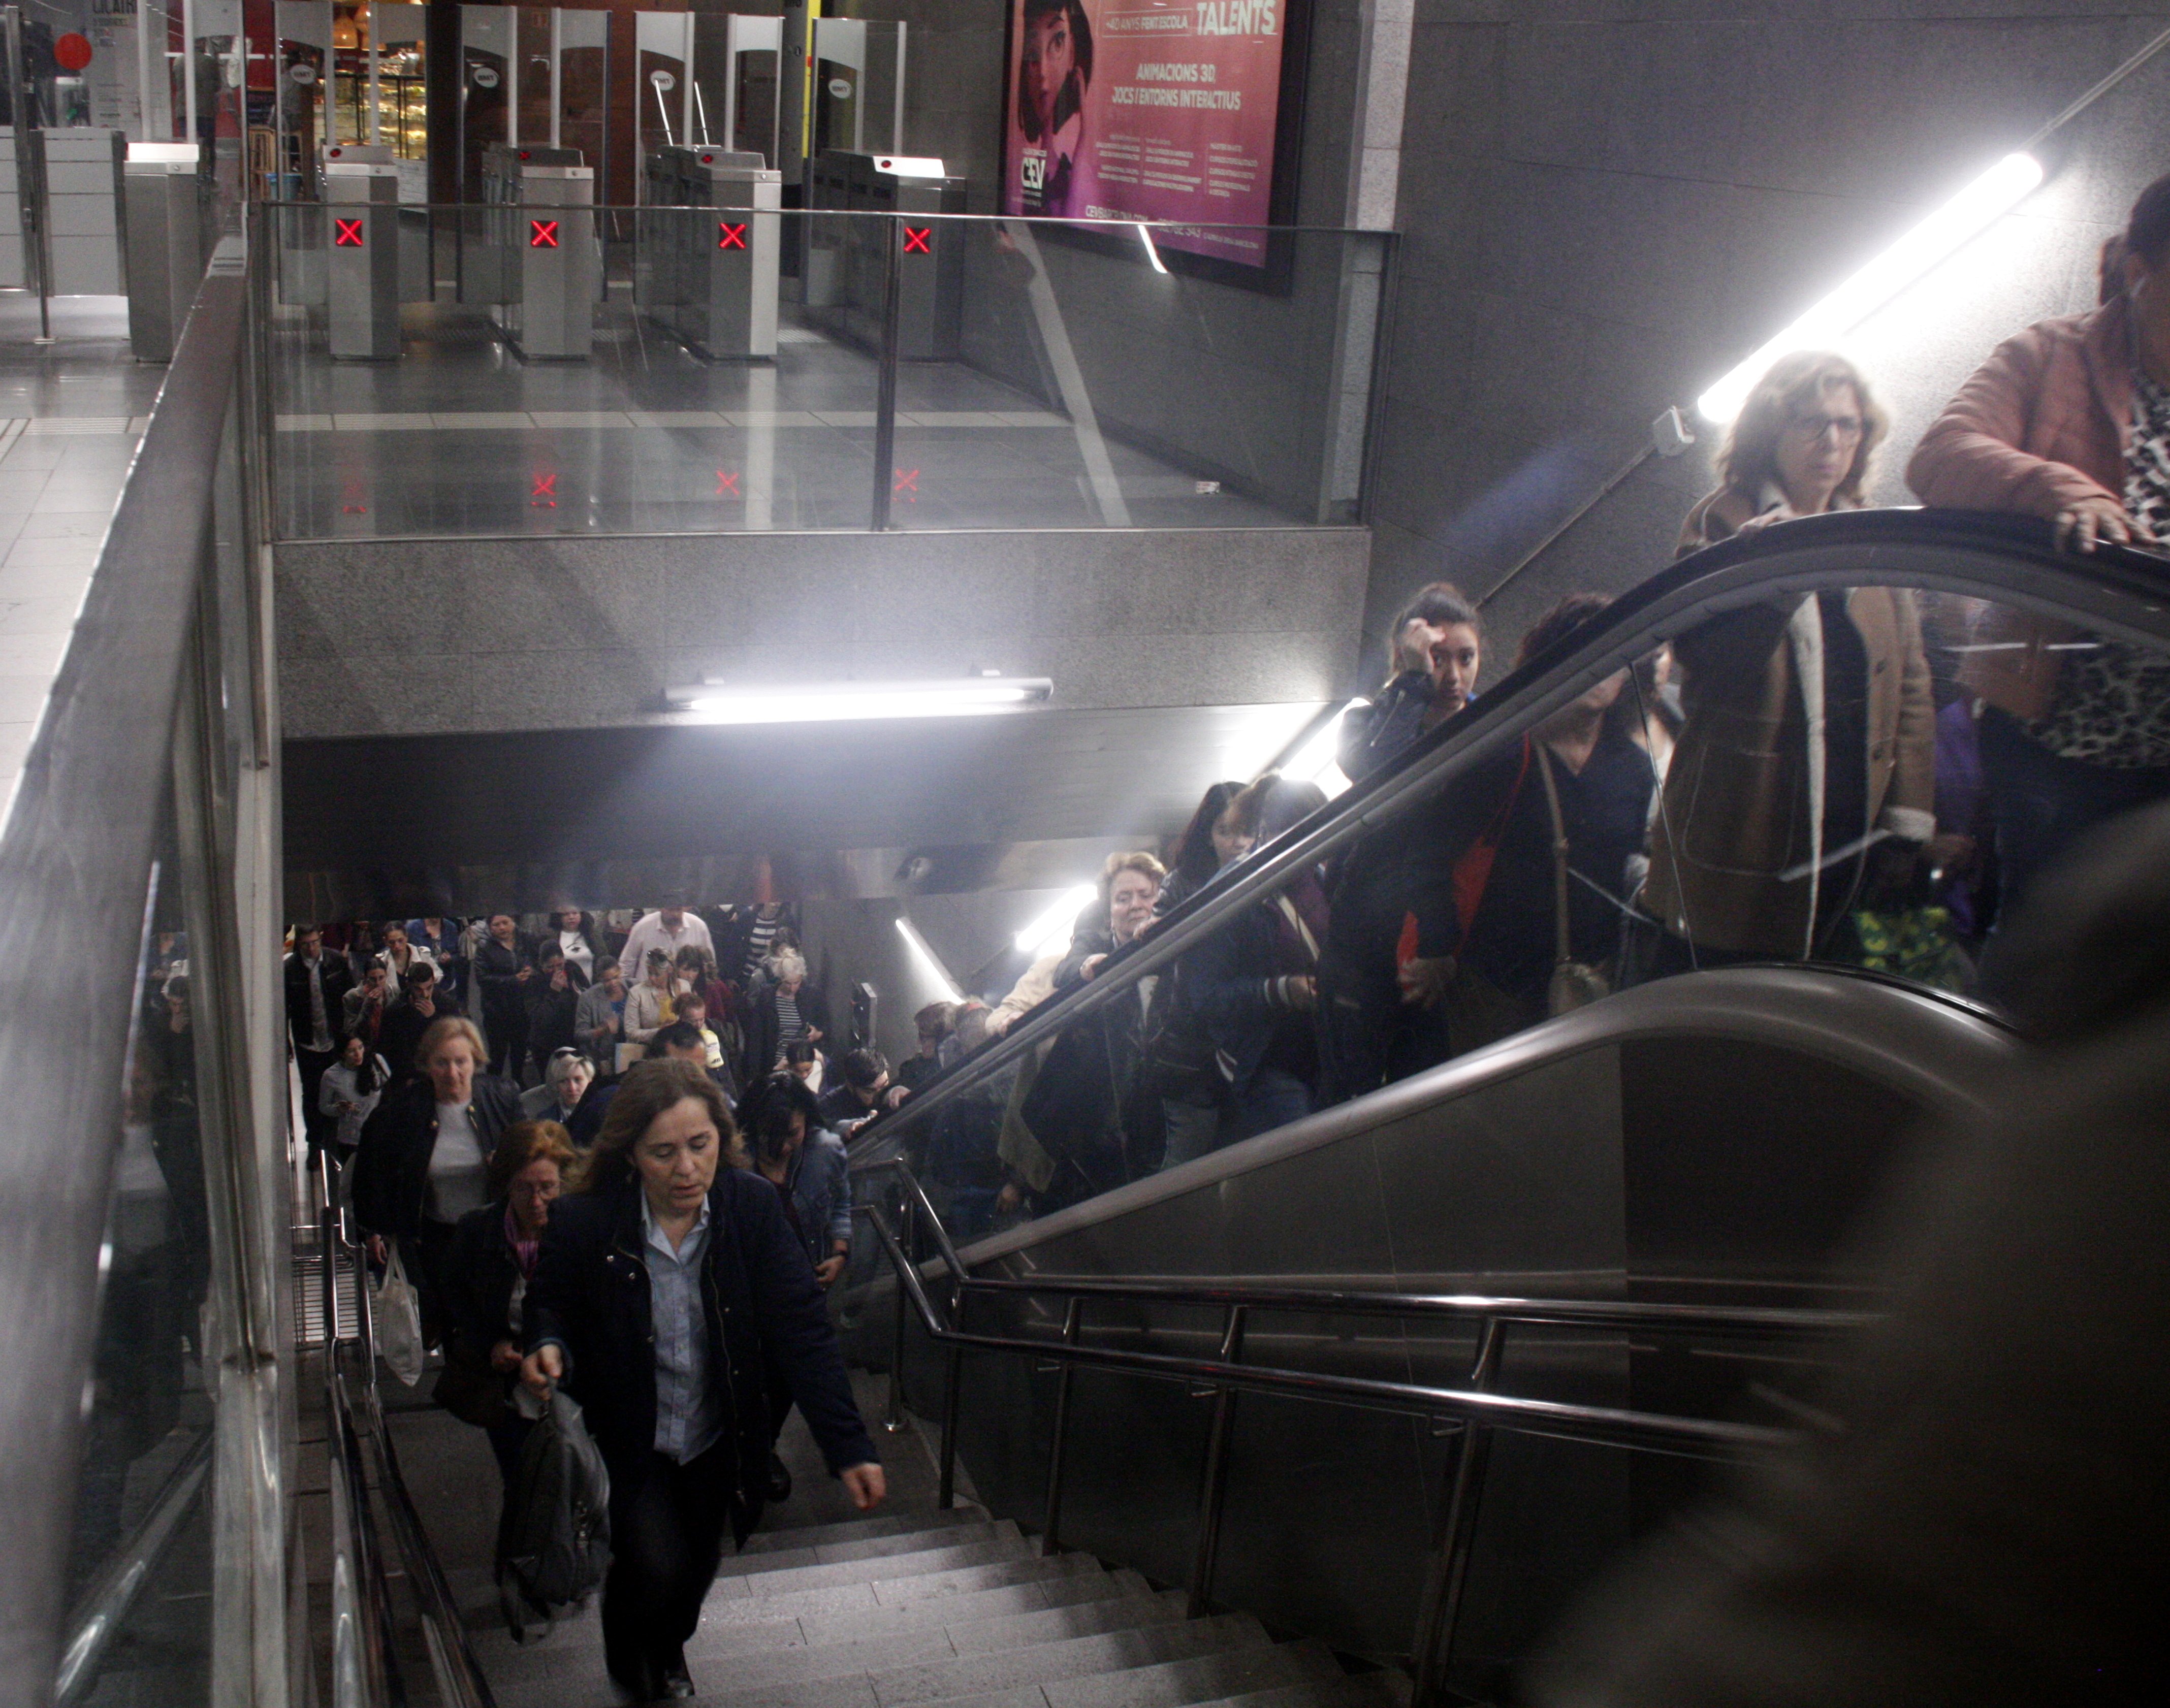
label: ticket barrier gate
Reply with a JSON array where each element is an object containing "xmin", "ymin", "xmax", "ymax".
[
  {"xmin": 326, "ymin": 160, "xmax": 402, "ymax": 360},
  {"xmin": 123, "ymin": 143, "xmax": 203, "ymax": 363},
  {"xmin": 477, "ymin": 144, "xmax": 598, "ymax": 360},
  {"xmin": 280, "ymin": 144, "xmax": 431, "ymax": 308},
  {"xmin": 638, "ymin": 145, "xmax": 781, "ymax": 360},
  {"xmin": 805, "ymin": 151, "xmax": 965, "ymax": 360}
]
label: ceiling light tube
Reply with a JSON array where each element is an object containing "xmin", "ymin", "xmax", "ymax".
[
  {"xmin": 665, "ymin": 675, "xmax": 1054, "ymax": 724},
  {"xmin": 895, "ymin": 916, "xmax": 964, "ymax": 1002},
  {"xmin": 1696, "ymin": 151, "xmax": 2045, "ymax": 424},
  {"xmin": 1014, "ymin": 884, "xmax": 1097, "ymax": 958},
  {"xmin": 1277, "ymin": 698, "xmax": 1363, "ymax": 796}
]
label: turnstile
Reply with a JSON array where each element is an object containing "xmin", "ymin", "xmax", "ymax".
[
  {"xmin": 805, "ymin": 151, "xmax": 965, "ymax": 360},
  {"xmin": 459, "ymin": 6, "xmax": 609, "ymax": 204},
  {"xmin": 326, "ymin": 159, "xmax": 402, "ymax": 360},
  {"xmin": 480, "ymin": 143, "xmax": 597, "ymax": 359},
  {"xmin": 123, "ymin": 142, "xmax": 202, "ymax": 362},
  {"xmin": 638, "ymin": 145, "xmax": 780, "ymax": 360}
]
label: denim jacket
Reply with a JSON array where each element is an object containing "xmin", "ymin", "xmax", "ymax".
[{"xmin": 781, "ymin": 1129, "xmax": 852, "ymax": 1263}]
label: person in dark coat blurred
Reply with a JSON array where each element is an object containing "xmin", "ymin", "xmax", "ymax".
[
  {"xmin": 285, "ymin": 925, "xmax": 353, "ymax": 1151},
  {"xmin": 1339, "ymin": 583, "xmax": 1483, "ymax": 782},
  {"xmin": 520, "ymin": 1061, "xmax": 884, "ymax": 1703},
  {"xmin": 472, "ymin": 912, "xmax": 533, "ymax": 1080},
  {"xmin": 438, "ymin": 1120, "xmax": 576, "ymax": 1483},
  {"xmin": 741, "ymin": 949, "xmax": 831, "ymax": 1085},
  {"xmin": 522, "ymin": 942, "xmax": 587, "ymax": 1081},
  {"xmin": 1525, "ymin": 799, "xmax": 2170, "ymax": 1708}
]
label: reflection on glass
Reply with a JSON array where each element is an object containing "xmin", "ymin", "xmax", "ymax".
[{"xmin": 63, "ymin": 836, "xmax": 215, "ymax": 1707}]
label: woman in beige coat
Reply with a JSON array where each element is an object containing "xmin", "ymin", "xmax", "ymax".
[{"xmin": 1641, "ymin": 352, "xmax": 1936, "ymax": 967}]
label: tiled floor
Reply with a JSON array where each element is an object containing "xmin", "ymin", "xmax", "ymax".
[
  {"xmin": 266, "ymin": 299, "xmax": 1285, "ymax": 538},
  {"xmin": 0, "ymin": 293, "xmax": 164, "ymax": 819}
]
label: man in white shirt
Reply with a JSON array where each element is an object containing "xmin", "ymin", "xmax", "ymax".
[{"xmin": 618, "ymin": 904, "xmax": 713, "ymax": 979}]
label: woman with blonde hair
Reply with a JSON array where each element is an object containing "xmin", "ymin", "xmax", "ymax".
[
  {"xmin": 350, "ymin": 1015, "xmax": 523, "ymax": 1328},
  {"xmin": 1643, "ymin": 351, "xmax": 1934, "ymax": 972},
  {"xmin": 520, "ymin": 1060, "xmax": 881, "ymax": 1702}
]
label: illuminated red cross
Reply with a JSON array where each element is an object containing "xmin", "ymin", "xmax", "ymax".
[
  {"xmin": 892, "ymin": 467, "xmax": 919, "ymax": 498},
  {"xmin": 529, "ymin": 219, "xmax": 559, "ymax": 248},
  {"xmin": 902, "ymin": 226, "xmax": 931, "ymax": 254},
  {"xmin": 718, "ymin": 222, "xmax": 747, "ymax": 250},
  {"xmin": 714, "ymin": 469, "xmax": 740, "ymax": 496},
  {"xmin": 333, "ymin": 218, "xmax": 364, "ymax": 247},
  {"xmin": 530, "ymin": 472, "xmax": 557, "ymax": 507}
]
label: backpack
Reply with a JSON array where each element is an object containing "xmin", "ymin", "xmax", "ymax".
[{"xmin": 497, "ymin": 1388, "xmax": 612, "ymax": 1642}]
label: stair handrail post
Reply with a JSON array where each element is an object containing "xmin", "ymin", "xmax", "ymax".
[
  {"xmin": 1038, "ymin": 1296, "xmax": 1085, "ymax": 1555},
  {"xmin": 1411, "ymin": 1314, "xmax": 1510, "ymax": 1706},
  {"xmin": 937, "ymin": 1339, "xmax": 964, "ymax": 1510},
  {"xmin": 884, "ymin": 1191, "xmax": 914, "ymax": 1433},
  {"xmin": 1185, "ymin": 1303, "xmax": 1249, "ymax": 1617}
]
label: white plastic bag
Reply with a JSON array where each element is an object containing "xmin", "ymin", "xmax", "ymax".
[{"xmin": 374, "ymin": 1239, "xmax": 426, "ymax": 1388}]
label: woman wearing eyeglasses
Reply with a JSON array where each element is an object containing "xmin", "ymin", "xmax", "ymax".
[{"xmin": 1640, "ymin": 351, "xmax": 1937, "ymax": 975}]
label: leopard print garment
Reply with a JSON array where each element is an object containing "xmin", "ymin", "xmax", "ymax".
[{"xmin": 2024, "ymin": 368, "xmax": 2170, "ymax": 769}]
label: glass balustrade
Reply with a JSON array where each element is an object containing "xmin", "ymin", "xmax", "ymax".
[{"xmin": 251, "ymin": 203, "xmax": 1391, "ymax": 539}]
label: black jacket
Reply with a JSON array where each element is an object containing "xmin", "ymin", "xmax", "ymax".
[
  {"xmin": 524, "ymin": 1169, "xmax": 877, "ymax": 1532},
  {"xmin": 524, "ymin": 965, "xmax": 587, "ymax": 1059},
  {"xmin": 283, "ymin": 951, "xmax": 353, "ymax": 1052},
  {"xmin": 474, "ymin": 938, "xmax": 530, "ymax": 1024},
  {"xmin": 350, "ymin": 1075, "xmax": 523, "ymax": 1242},
  {"xmin": 376, "ymin": 996, "xmax": 451, "ymax": 1085},
  {"xmin": 445, "ymin": 1197, "xmax": 524, "ymax": 1369},
  {"xmin": 1338, "ymin": 671, "xmax": 1439, "ymax": 782},
  {"xmin": 742, "ymin": 981, "xmax": 832, "ymax": 1084}
]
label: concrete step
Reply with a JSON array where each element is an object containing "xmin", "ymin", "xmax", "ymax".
[
  {"xmin": 1186, "ymin": 1672, "xmax": 1414, "ymax": 1708},
  {"xmin": 888, "ymin": 1640, "xmax": 1344, "ymax": 1708},
  {"xmin": 741, "ymin": 1506, "xmax": 990, "ymax": 1557},
  {"xmin": 735, "ymin": 1520, "xmax": 1021, "ymax": 1577},
  {"xmin": 714, "ymin": 1535, "xmax": 1038, "ymax": 1601},
  {"xmin": 856, "ymin": 1611, "xmax": 1273, "ymax": 1706},
  {"xmin": 691, "ymin": 1573, "xmax": 1165, "ymax": 1659},
  {"xmin": 700, "ymin": 1550, "xmax": 1112, "ymax": 1628}
]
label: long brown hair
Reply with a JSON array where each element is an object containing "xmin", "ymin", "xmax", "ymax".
[
  {"xmin": 1719, "ymin": 350, "xmax": 1887, "ymax": 510},
  {"xmin": 571, "ymin": 1059, "xmax": 746, "ymax": 1194}
]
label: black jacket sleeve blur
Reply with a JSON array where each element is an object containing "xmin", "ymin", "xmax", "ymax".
[
  {"xmin": 1338, "ymin": 672, "xmax": 1437, "ymax": 782},
  {"xmin": 444, "ymin": 1199, "xmax": 518, "ymax": 1367}
]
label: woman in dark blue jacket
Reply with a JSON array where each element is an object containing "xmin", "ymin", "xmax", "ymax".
[{"xmin": 520, "ymin": 1059, "xmax": 883, "ymax": 1702}]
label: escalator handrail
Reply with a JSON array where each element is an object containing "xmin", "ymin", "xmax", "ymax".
[
  {"xmin": 861, "ymin": 1198, "xmax": 1796, "ymax": 1456},
  {"xmin": 860, "ymin": 1155, "xmax": 1874, "ymax": 1341},
  {"xmin": 847, "ymin": 508, "xmax": 2170, "ymax": 1161},
  {"xmin": 318, "ymin": 1165, "xmax": 500, "ymax": 1708}
]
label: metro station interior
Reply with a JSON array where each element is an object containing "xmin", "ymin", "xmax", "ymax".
[{"xmin": 4, "ymin": 2, "xmax": 2169, "ymax": 1707}]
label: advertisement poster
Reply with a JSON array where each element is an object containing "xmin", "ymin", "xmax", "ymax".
[{"xmin": 1001, "ymin": 0, "xmax": 1297, "ymax": 269}]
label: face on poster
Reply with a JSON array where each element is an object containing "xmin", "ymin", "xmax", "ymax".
[{"xmin": 1002, "ymin": 0, "xmax": 1288, "ymax": 266}]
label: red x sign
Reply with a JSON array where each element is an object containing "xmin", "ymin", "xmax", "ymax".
[
  {"xmin": 718, "ymin": 221, "xmax": 747, "ymax": 250},
  {"xmin": 530, "ymin": 472, "xmax": 557, "ymax": 507},
  {"xmin": 333, "ymin": 218, "xmax": 364, "ymax": 247},
  {"xmin": 714, "ymin": 469, "xmax": 740, "ymax": 496},
  {"xmin": 902, "ymin": 225, "xmax": 932, "ymax": 254},
  {"xmin": 529, "ymin": 219, "xmax": 559, "ymax": 248},
  {"xmin": 893, "ymin": 467, "xmax": 919, "ymax": 497}
]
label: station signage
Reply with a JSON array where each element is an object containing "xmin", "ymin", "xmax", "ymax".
[{"xmin": 999, "ymin": 0, "xmax": 1309, "ymax": 274}]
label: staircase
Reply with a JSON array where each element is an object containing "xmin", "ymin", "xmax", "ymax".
[{"xmin": 474, "ymin": 1505, "xmax": 1410, "ymax": 1708}]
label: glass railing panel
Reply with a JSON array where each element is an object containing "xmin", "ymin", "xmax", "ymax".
[
  {"xmin": 252, "ymin": 205, "xmax": 1390, "ymax": 541},
  {"xmin": 868, "ymin": 524, "xmax": 2170, "ymax": 1242}
]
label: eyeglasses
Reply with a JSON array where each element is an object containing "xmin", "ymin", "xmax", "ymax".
[{"xmin": 1784, "ymin": 412, "xmax": 1865, "ymax": 441}]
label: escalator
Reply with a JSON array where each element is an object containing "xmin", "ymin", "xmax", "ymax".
[{"xmin": 838, "ymin": 509, "xmax": 2170, "ymax": 1696}]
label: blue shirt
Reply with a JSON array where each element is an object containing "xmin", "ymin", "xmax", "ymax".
[{"xmin": 643, "ymin": 1194, "xmax": 724, "ymax": 1463}]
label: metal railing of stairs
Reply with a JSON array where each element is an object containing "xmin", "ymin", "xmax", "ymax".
[{"xmin": 852, "ymin": 1158, "xmax": 1872, "ymax": 1707}]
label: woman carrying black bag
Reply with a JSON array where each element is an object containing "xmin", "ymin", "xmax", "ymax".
[{"xmin": 520, "ymin": 1059, "xmax": 884, "ymax": 1704}]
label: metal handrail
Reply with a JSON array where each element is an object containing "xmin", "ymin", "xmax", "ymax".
[
  {"xmin": 847, "ymin": 508, "xmax": 2170, "ymax": 1160},
  {"xmin": 853, "ymin": 1162, "xmax": 1859, "ymax": 1705},
  {"xmin": 316, "ymin": 1156, "xmax": 500, "ymax": 1708}
]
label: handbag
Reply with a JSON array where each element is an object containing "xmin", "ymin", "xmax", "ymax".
[
  {"xmin": 373, "ymin": 1240, "xmax": 427, "ymax": 1388},
  {"xmin": 1537, "ymin": 746, "xmax": 1612, "ymax": 1017},
  {"xmin": 497, "ymin": 1387, "xmax": 613, "ymax": 1642},
  {"xmin": 434, "ymin": 1344, "xmax": 514, "ymax": 1428}
]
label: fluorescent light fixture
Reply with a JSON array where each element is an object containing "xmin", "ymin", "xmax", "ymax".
[
  {"xmin": 1277, "ymin": 698, "xmax": 1362, "ymax": 797},
  {"xmin": 895, "ymin": 916, "xmax": 964, "ymax": 1002},
  {"xmin": 1014, "ymin": 884, "xmax": 1097, "ymax": 958},
  {"xmin": 1696, "ymin": 151, "xmax": 2044, "ymax": 424},
  {"xmin": 667, "ymin": 675, "xmax": 1052, "ymax": 724},
  {"xmin": 1135, "ymin": 223, "xmax": 1168, "ymax": 274}
]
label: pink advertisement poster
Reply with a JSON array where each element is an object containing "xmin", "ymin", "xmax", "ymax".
[{"xmin": 1001, "ymin": 0, "xmax": 1292, "ymax": 267}]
